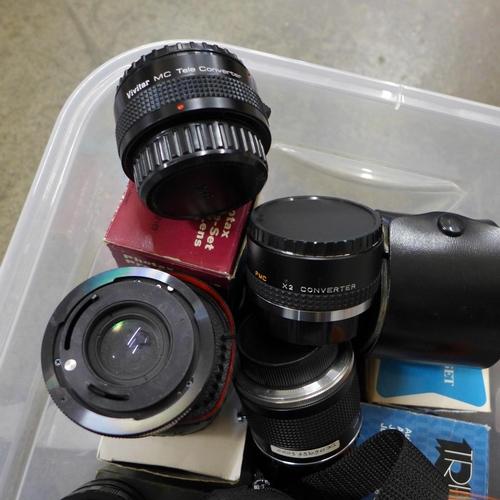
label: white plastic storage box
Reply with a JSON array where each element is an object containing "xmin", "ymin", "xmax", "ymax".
[{"xmin": 1, "ymin": 40, "xmax": 500, "ymax": 499}]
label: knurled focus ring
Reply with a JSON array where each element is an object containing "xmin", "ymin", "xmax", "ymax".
[
  {"xmin": 116, "ymin": 75, "xmax": 269, "ymax": 150},
  {"xmin": 247, "ymin": 270, "xmax": 380, "ymax": 311},
  {"xmin": 242, "ymin": 371, "xmax": 360, "ymax": 449},
  {"xmin": 133, "ymin": 121, "xmax": 267, "ymax": 188}
]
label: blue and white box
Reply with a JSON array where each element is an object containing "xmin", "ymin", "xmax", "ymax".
[
  {"xmin": 366, "ymin": 358, "xmax": 491, "ymax": 412},
  {"xmin": 359, "ymin": 403, "xmax": 490, "ymax": 496}
]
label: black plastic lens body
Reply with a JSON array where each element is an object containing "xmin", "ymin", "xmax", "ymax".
[
  {"xmin": 234, "ymin": 315, "xmax": 361, "ymax": 468},
  {"xmin": 61, "ymin": 479, "xmax": 145, "ymax": 500},
  {"xmin": 246, "ymin": 196, "xmax": 383, "ymax": 345},
  {"xmin": 41, "ymin": 268, "xmax": 234, "ymax": 437},
  {"xmin": 114, "ymin": 42, "xmax": 272, "ymax": 219}
]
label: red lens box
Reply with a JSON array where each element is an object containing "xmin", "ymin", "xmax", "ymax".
[{"xmin": 104, "ymin": 182, "xmax": 252, "ymax": 293}]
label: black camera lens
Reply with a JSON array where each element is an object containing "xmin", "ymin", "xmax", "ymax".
[
  {"xmin": 41, "ymin": 268, "xmax": 234, "ymax": 437},
  {"xmin": 61, "ymin": 479, "xmax": 144, "ymax": 500},
  {"xmin": 246, "ymin": 196, "xmax": 383, "ymax": 345},
  {"xmin": 114, "ymin": 41, "xmax": 272, "ymax": 219},
  {"xmin": 234, "ymin": 315, "xmax": 361, "ymax": 468}
]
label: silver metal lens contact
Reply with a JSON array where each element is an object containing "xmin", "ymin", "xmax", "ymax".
[
  {"xmin": 235, "ymin": 342, "xmax": 354, "ymax": 409},
  {"xmin": 254, "ymin": 294, "xmax": 374, "ymax": 323}
]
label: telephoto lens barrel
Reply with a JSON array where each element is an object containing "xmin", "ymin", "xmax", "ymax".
[
  {"xmin": 114, "ymin": 41, "xmax": 272, "ymax": 219},
  {"xmin": 246, "ymin": 196, "xmax": 383, "ymax": 345},
  {"xmin": 233, "ymin": 315, "xmax": 361, "ymax": 475},
  {"xmin": 41, "ymin": 268, "xmax": 234, "ymax": 437}
]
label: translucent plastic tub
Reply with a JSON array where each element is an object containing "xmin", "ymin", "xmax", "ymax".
[{"xmin": 1, "ymin": 40, "xmax": 500, "ymax": 499}]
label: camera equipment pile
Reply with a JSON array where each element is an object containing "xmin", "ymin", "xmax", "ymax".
[{"xmin": 41, "ymin": 42, "xmax": 500, "ymax": 500}]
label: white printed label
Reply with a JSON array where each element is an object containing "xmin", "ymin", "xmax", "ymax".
[{"xmin": 270, "ymin": 440, "xmax": 340, "ymax": 459}]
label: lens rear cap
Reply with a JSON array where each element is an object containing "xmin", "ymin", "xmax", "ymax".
[
  {"xmin": 135, "ymin": 122, "xmax": 268, "ymax": 218},
  {"xmin": 249, "ymin": 196, "xmax": 381, "ymax": 256}
]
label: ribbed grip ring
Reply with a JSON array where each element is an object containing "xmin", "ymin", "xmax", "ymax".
[
  {"xmin": 247, "ymin": 270, "xmax": 380, "ymax": 311},
  {"xmin": 133, "ymin": 120, "xmax": 267, "ymax": 188},
  {"xmin": 116, "ymin": 74, "xmax": 269, "ymax": 150},
  {"xmin": 248, "ymin": 224, "xmax": 382, "ymax": 258},
  {"xmin": 242, "ymin": 372, "xmax": 360, "ymax": 450}
]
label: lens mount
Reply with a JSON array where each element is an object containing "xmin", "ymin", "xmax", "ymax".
[
  {"xmin": 235, "ymin": 322, "xmax": 355, "ymax": 410},
  {"xmin": 41, "ymin": 268, "xmax": 234, "ymax": 437},
  {"xmin": 114, "ymin": 42, "xmax": 272, "ymax": 218}
]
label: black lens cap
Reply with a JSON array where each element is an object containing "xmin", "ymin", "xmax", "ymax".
[
  {"xmin": 136, "ymin": 123, "xmax": 268, "ymax": 218},
  {"xmin": 249, "ymin": 196, "xmax": 381, "ymax": 257}
]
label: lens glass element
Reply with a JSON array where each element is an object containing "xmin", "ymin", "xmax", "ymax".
[{"xmin": 93, "ymin": 316, "xmax": 164, "ymax": 381}]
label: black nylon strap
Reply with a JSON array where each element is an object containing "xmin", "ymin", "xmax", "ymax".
[
  {"xmin": 284, "ymin": 429, "xmax": 449, "ymax": 500},
  {"xmin": 201, "ymin": 430, "xmax": 449, "ymax": 500}
]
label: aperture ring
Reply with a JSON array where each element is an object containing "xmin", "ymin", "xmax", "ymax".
[
  {"xmin": 116, "ymin": 75, "xmax": 269, "ymax": 149},
  {"xmin": 247, "ymin": 269, "xmax": 381, "ymax": 311},
  {"xmin": 133, "ymin": 121, "xmax": 267, "ymax": 187}
]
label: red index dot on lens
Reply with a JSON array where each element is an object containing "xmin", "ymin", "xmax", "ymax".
[{"xmin": 177, "ymin": 103, "xmax": 185, "ymax": 110}]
